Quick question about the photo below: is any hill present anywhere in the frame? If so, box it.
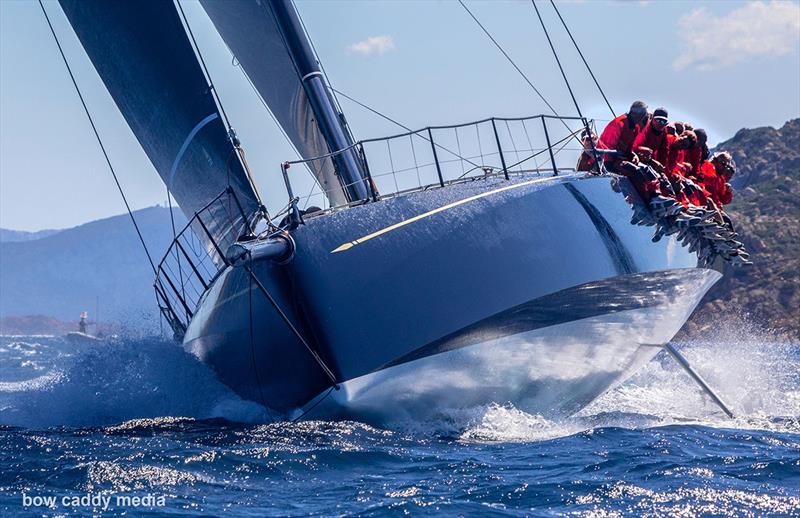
[680,118,800,340]
[0,228,61,243]
[0,206,185,334]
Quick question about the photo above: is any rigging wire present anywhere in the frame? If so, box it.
[175,0,233,131]
[175,0,264,209]
[457,0,579,142]
[330,87,484,171]
[457,0,558,117]
[549,0,615,118]
[530,0,584,121]
[37,0,157,275]
[530,0,601,172]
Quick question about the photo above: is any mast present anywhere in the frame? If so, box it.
[268,0,370,204]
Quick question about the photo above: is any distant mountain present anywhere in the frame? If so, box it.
[0,228,61,243]
[0,206,186,334]
[681,118,800,340]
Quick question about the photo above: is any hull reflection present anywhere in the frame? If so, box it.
[302,268,720,423]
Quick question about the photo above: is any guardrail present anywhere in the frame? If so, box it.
[154,187,252,339]
[281,114,596,216]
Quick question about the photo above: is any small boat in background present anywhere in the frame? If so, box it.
[65,311,101,345]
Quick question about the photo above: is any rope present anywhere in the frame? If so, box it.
[38,0,157,275]
[549,0,615,117]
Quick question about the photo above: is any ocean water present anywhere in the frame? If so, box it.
[0,329,797,516]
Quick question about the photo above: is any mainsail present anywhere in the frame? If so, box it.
[199,0,352,207]
[58,0,261,251]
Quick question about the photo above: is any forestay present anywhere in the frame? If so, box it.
[199,0,348,207]
[58,0,261,253]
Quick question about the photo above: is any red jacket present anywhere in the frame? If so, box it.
[664,134,687,180]
[699,161,733,205]
[576,152,596,172]
[632,122,669,166]
[599,114,642,168]
[683,146,703,178]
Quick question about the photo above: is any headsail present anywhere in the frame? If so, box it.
[199,0,357,207]
[58,0,260,251]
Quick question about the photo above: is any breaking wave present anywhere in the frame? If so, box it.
[0,336,269,428]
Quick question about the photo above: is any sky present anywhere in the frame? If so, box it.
[1,0,799,231]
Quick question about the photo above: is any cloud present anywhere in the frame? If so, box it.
[673,1,800,71]
[347,35,395,56]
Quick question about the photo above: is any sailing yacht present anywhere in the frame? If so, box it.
[54,0,723,422]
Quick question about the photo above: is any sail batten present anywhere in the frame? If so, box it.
[58,0,260,254]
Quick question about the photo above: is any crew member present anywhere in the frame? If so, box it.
[701,151,735,206]
[633,107,669,167]
[683,128,709,177]
[576,128,602,172]
[598,101,649,172]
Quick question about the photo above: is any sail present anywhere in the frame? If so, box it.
[199,0,348,207]
[58,0,260,253]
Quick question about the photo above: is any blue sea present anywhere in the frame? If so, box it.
[0,331,797,516]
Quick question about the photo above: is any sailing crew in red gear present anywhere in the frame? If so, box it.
[633,107,669,168]
[701,151,735,206]
[666,121,686,165]
[576,128,602,172]
[662,131,708,207]
[683,128,709,177]
[599,101,649,172]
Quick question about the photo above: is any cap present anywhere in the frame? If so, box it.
[653,107,668,122]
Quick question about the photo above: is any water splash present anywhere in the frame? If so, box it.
[0,336,269,428]
[455,326,799,443]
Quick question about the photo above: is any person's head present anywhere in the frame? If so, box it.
[684,123,694,131]
[674,131,696,150]
[580,128,597,149]
[683,130,698,148]
[651,107,668,133]
[666,123,676,136]
[712,151,736,179]
[694,128,707,145]
[627,101,649,126]
[674,121,685,135]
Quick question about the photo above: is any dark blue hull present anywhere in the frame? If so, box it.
[183,173,720,419]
